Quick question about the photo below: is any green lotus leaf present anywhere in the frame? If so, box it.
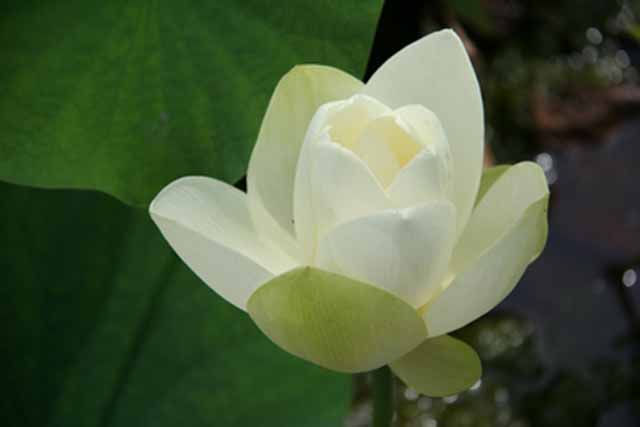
[247,267,428,373]
[0,181,349,426]
[0,0,382,206]
[390,335,481,397]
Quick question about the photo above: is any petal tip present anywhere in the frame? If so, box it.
[437,28,459,40]
[426,28,465,50]
[390,335,482,397]
[513,161,550,194]
[149,175,222,216]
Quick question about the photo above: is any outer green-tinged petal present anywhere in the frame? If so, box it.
[424,195,549,336]
[150,177,297,310]
[316,202,456,308]
[247,267,428,373]
[295,133,390,262]
[248,65,363,257]
[362,29,483,236]
[390,335,481,397]
[474,164,509,206]
[450,162,548,274]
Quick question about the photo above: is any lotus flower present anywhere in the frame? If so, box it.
[150,29,549,396]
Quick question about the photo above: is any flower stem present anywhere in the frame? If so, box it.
[372,366,394,427]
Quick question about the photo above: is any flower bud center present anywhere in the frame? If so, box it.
[311,94,448,189]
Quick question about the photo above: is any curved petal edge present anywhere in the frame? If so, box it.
[248,65,363,257]
[247,267,428,373]
[451,161,548,275]
[390,335,481,397]
[149,176,296,310]
[424,193,549,337]
[315,201,457,308]
[363,29,484,236]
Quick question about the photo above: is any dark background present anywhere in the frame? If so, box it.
[356,1,639,426]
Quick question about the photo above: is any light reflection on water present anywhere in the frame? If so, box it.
[622,269,637,288]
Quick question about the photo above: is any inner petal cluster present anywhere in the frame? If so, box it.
[306,94,451,191]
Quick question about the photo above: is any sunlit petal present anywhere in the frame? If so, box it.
[423,194,549,336]
[450,162,548,274]
[316,201,456,307]
[150,177,297,310]
[294,132,390,262]
[363,29,483,236]
[248,65,362,258]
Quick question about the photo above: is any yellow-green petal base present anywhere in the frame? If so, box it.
[390,335,481,397]
[248,267,428,373]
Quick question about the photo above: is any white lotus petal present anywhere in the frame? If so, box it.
[362,29,483,236]
[388,150,448,208]
[294,95,390,263]
[294,133,390,262]
[423,195,549,336]
[316,201,457,307]
[387,105,452,207]
[292,95,391,262]
[351,114,421,188]
[247,65,362,258]
[450,162,548,274]
[389,105,451,156]
[352,126,401,188]
[304,94,391,150]
[150,177,297,310]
